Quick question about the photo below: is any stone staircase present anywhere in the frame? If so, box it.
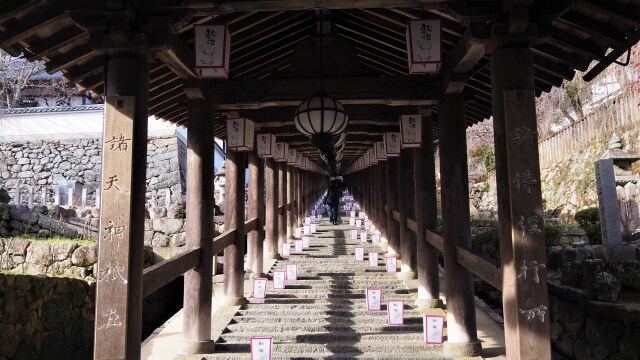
[200,219,455,359]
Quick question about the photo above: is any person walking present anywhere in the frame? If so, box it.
[325,181,342,225]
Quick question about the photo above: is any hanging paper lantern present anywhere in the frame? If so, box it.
[375,141,387,160]
[274,142,288,162]
[256,134,276,158]
[384,132,401,157]
[287,148,297,165]
[406,20,442,74]
[226,118,255,151]
[400,115,422,148]
[194,25,230,78]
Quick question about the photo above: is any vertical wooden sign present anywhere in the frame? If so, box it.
[94,96,135,359]
[504,90,551,357]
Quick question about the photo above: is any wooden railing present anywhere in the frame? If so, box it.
[142,218,257,297]
[386,207,502,290]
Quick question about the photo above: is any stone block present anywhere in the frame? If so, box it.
[71,244,97,267]
[0,188,10,203]
[25,242,52,267]
[50,242,77,262]
[593,272,620,302]
[9,206,39,225]
[170,232,186,247]
[595,159,622,247]
[152,232,171,247]
[7,239,30,255]
[606,261,640,291]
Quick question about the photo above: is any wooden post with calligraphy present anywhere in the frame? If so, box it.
[492,47,551,360]
[287,165,295,239]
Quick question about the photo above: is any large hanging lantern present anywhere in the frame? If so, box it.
[375,141,387,161]
[406,19,442,74]
[294,94,349,151]
[256,134,276,158]
[226,118,255,151]
[194,25,230,78]
[384,132,401,157]
[400,115,422,148]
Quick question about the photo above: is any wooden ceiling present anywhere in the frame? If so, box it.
[1,0,638,172]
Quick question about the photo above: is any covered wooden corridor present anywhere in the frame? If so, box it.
[1,0,638,359]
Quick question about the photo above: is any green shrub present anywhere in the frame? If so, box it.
[574,208,602,245]
[544,223,563,247]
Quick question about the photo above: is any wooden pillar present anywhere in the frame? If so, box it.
[385,157,400,255]
[264,159,279,259]
[181,94,215,353]
[397,150,417,279]
[247,152,266,277]
[278,162,287,254]
[439,94,481,355]
[94,56,148,360]
[223,150,247,305]
[287,165,295,238]
[297,169,304,225]
[376,162,387,241]
[415,118,442,308]
[492,46,551,360]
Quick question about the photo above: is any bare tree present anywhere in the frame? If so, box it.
[0,49,46,109]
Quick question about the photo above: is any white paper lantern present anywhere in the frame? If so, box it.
[384,132,401,157]
[400,115,422,148]
[296,154,303,167]
[194,25,230,78]
[256,134,276,158]
[406,19,442,74]
[226,118,255,151]
[375,141,387,160]
[287,148,297,164]
[368,149,378,164]
[274,142,288,162]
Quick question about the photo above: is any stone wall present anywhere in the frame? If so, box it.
[0,237,98,280]
[0,274,95,360]
[0,134,186,207]
[0,203,98,239]
[549,282,640,360]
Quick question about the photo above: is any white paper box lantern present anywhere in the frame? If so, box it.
[256,134,276,158]
[400,115,422,148]
[406,19,442,74]
[274,142,288,162]
[296,154,303,167]
[226,118,255,151]
[384,132,401,157]
[287,149,297,164]
[368,149,378,164]
[194,25,230,78]
[375,141,387,160]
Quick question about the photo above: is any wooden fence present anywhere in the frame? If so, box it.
[538,91,640,164]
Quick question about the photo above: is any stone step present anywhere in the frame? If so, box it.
[225,322,427,334]
[212,341,442,354]
[229,315,425,325]
[241,303,419,311]
[252,288,410,296]
[218,331,425,343]
[237,308,423,317]
[196,352,452,359]
[249,293,414,301]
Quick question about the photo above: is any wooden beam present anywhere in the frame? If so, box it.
[0,6,66,48]
[143,248,200,297]
[207,76,440,109]
[574,0,640,28]
[441,30,487,94]
[25,26,87,61]
[143,0,452,14]
[152,33,197,79]
[46,45,96,74]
